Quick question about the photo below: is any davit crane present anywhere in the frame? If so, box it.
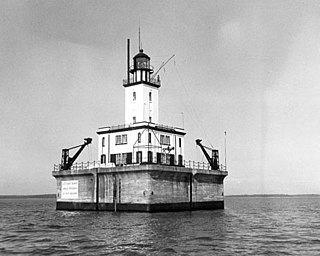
[195,139,220,170]
[61,138,92,171]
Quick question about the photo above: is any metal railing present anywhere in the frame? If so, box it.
[53,161,115,172]
[122,77,161,86]
[99,122,184,132]
[53,160,227,172]
[184,160,211,170]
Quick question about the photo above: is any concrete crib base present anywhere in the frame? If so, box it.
[56,201,224,212]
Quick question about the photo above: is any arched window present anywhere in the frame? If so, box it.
[102,137,105,147]
[133,92,136,101]
[148,132,152,143]
[101,154,106,164]
[138,132,141,143]
[149,92,152,101]
[136,151,142,163]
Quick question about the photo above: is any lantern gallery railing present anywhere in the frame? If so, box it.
[53,160,227,172]
[122,77,161,86]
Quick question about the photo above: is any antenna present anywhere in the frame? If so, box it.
[139,26,141,51]
[152,54,175,78]
[181,112,184,129]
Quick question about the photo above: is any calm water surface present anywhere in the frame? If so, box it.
[0,197,319,255]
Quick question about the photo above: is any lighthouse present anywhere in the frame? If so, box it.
[52,38,228,212]
[97,40,186,167]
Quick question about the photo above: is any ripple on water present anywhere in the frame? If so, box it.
[1,197,320,255]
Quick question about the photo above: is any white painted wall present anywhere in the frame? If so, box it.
[98,127,184,165]
[125,83,159,124]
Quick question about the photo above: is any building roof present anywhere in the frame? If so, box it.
[133,49,150,60]
[97,122,186,136]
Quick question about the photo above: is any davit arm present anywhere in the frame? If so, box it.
[61,138,92,170]
[195,139,219,170]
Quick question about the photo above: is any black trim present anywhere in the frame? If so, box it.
[190,173,193,209]
[56,201,224,212]
[123,81,160,88]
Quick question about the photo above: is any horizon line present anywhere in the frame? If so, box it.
[1,193,320,198]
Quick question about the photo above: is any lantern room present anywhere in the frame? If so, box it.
[130,49,154,83]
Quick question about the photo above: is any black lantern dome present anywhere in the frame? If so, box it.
[131,49,153,74]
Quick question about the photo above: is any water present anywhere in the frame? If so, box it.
[1,196,319,255]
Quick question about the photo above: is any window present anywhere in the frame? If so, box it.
[179,138,182,148]
[157,152,162,164]
[126,152,132,164]
[166,136,170,145]
[148,132,152,144]
[116,153,121,165]
[160,135,170,145]
[178,155,183,166]
[138,132,141,143]
[142,71,145,81]
[110,153,131,166]
[115,134,128,145]
[122,134,127,144]
[148,151,153,163]
[110,154,116,164]
[133,117,136,123]
[136,151,142,163]
[101,154,106,164]
[115,135,121,145]
[122,153,127,165]
[169,154,174,166]
[149,92,152,101]
[102,137,105,147]
[161,153,166,164]
[133,92,136,101]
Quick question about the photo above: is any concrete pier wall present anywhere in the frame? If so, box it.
[52,164,227,211]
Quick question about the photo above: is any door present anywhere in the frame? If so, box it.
[136,151,142,163]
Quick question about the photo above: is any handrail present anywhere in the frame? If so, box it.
[102,122,184,132]
[123,76,161,86]
[53,161,115,172]
[53,160,227,172]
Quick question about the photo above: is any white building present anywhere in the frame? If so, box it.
[97,47,186,166]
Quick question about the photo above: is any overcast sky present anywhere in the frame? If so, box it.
[1,0,320,195]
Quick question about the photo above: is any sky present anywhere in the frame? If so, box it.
[1,0,320,195]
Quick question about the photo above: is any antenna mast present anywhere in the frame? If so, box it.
[139,26,141,50]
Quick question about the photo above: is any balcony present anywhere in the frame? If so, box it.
[123,77,161,86]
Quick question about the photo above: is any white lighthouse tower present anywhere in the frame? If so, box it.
[97,40,185,166]
[124,48,160,124]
